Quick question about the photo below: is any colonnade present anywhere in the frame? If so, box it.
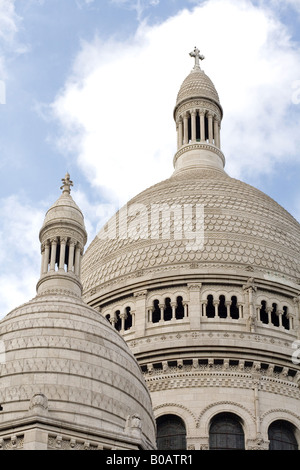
[147,298,188,323]
[202,296,243,319]
[176,109,221,150]
[41,237,83,277]
[257,303,293,330]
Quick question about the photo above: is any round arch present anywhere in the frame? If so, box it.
[197,401,256,443]
[260,409,300,448]
[209,412,245,450]
[156,414,187,451]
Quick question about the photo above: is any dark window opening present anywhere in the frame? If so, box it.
[164,298,172,321]
[196,114,200,141]
[115,310,121,332]
[176,296,184,320]
[188,115,192,143]
[125,306,132,330]
[282,306,290,330]
[209,413,245,450]
[152,299,161,323]
[260,300,268,324]
[204,114,209,141]
[218,295,227,318]
[206,295,215,318]
[157,415,187,450]
[271,303,279,327]
[230,296,239,319]
[268,420,298,450]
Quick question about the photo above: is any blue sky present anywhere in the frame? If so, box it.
[1,0,300,317]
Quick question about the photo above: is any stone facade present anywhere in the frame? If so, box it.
[81,50,300,450]
[0,174,156,450]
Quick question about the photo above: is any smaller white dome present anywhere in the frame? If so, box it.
[0,293,156,449]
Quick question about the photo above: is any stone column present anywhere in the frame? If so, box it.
[277,310,283,328]
[68,240,76,272]
[49,238,57,272]
[187,283,202,329]
[202,300,207,317]
[183,302,188,318]
[120,312,126,333]
[40,244,45,277]
[43,241,50,274]
[200,111,205,142]
[214,117,220,148]
[267,307,272,325]
[208,112,213,144]
[134,290,148,337]
[159,303,164,322]
[131,310,136,328]
[74,244,82,277]
[178,117,183,149]
[191,110,196,143]
[171,302,176,320]
[183,112,189,145]
[226,301,231,318]
[293,297,300,338]
[238,303,244,319]
[148,307,153,323]
[243,280,257,331]
[58,238,67,272]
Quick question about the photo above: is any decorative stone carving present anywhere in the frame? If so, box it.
[29,393,48,411]
[125,414,142,439]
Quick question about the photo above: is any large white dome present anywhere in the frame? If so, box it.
[82,167,300,298]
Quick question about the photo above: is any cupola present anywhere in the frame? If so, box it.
[173,47,225,173]
[36,173,88,297]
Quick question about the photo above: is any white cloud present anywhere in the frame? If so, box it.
[51,0,300,209]
[0,188,108,318]
[0,0,25,78]
[109,0,159,20]
[0,195,45,318]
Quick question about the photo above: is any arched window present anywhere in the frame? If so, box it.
[164,298,172,321]
[209,413,245,450]
[260,300,268,324]
[115,310,121,332]
[206,295,215,318]
[156,415,187,450]
[152,299,160,323]
[271,303,279,327]
[230,296,239,319]
[218,295,227,318]
[282,306,290,330]
[175,296,184,320]
[268,420,298,450]
[124,306,132,330]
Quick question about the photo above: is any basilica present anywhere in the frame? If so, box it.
[0,49,300,450]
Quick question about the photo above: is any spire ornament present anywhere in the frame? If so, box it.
[60,173,73,195]
[189,47,205,70]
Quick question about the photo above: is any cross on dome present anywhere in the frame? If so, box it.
[189,47,205,69]
[60,172,73,195]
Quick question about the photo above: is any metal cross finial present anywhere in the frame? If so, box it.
[60,172,73,195]
[189,47,205,69]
